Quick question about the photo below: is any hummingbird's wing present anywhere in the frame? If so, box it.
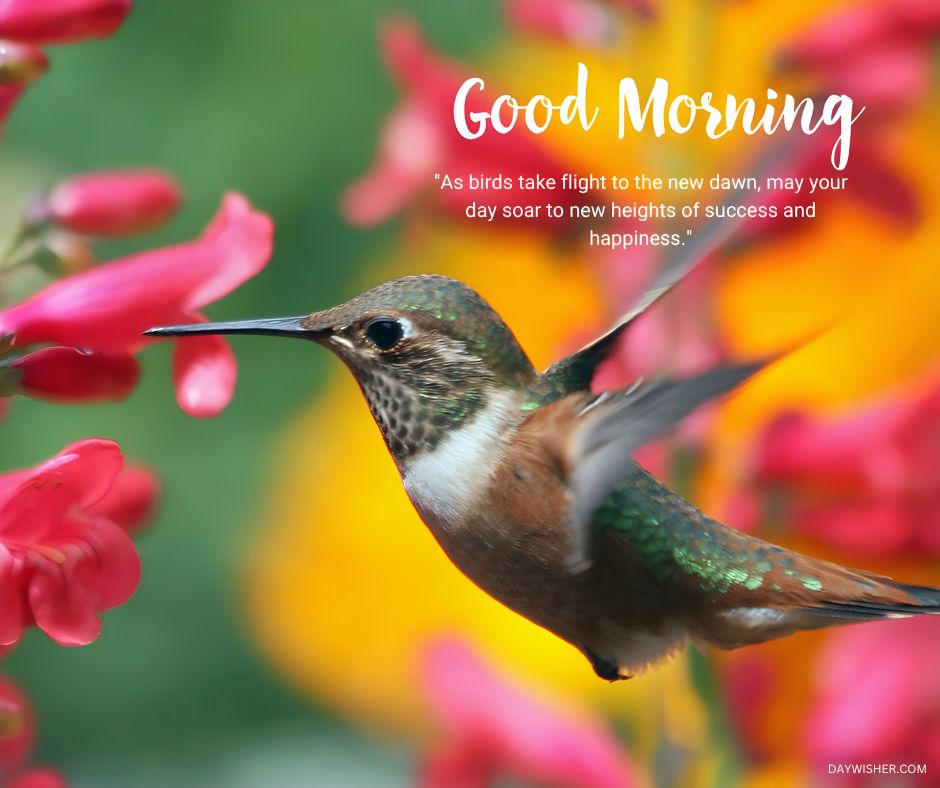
[564,359,768,571]
[542,141,797,395]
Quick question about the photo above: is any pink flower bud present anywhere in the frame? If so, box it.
[45,169,182,237]
[0,0,131,46]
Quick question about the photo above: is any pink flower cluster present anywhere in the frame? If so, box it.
[0,2,274,783]
[1,192,273,416]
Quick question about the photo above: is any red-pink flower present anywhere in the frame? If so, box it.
[5,347,139,403]
[87,463,158,534]
[42,169,183,237]
[0,439,144,649]
[0,192,273,417]
[806,618,940,775]
[0,0,131,46]
[342,19,577,228]
[748,381,940,558]
[0,677,64,788]
[418,637,636,787]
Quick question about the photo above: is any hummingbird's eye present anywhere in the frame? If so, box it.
[364,317,404,351]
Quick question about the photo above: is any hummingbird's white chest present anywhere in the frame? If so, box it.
[402,389,520,529]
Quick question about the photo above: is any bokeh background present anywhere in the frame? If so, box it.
[2,0,940,786]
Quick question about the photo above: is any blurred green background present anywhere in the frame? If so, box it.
[1,2,501,784]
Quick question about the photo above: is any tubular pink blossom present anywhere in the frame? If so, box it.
[45,169,183,237]
[171,327,237,418]
[0,0,131,46]
[0,439,142,648]
[10,347,140,403]
[419,637,636,787]
[0,192,273,416]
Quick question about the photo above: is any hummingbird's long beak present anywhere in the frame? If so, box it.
[144,316,318,340]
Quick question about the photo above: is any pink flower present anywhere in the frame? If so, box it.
[418,637,636,787]
[0,439,143,649]
[0,193,273,416]
[87,464,158,534]
[806,618,940,774]
[0,677,64,788]
[749,381,940,558]
[5,347,140,403]
[0,0,131,46]
[342,19,576,228]
[504,0,615,46]
[42,169,183,237]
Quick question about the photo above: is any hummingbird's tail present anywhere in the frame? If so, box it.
[701,546,940,650]
[797,580,940,623]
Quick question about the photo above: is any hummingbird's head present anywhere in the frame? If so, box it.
[146,275,538,464]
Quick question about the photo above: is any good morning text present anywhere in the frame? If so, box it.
[453,63,863,170]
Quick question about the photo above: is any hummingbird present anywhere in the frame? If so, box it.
[146,266,940,681]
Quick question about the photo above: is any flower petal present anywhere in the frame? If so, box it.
[0,439,123,542]
[172,329,237,418]
[27,521,140,646]
[86,464,159,534]
[0,0,131,45]
[12,346,140,403]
